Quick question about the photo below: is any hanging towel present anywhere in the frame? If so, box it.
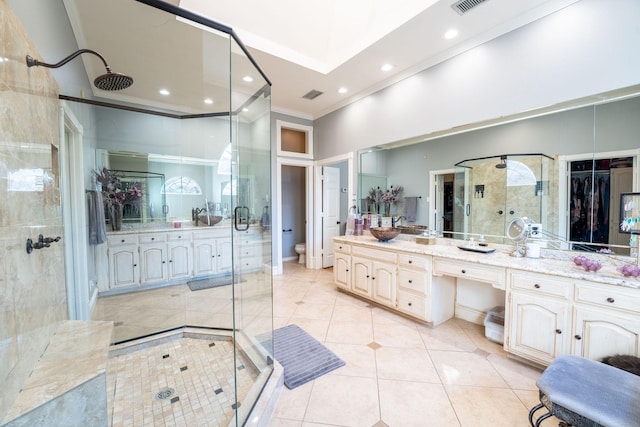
[404,197,418,222]
[88,191,107,245]
[260,205,271,231]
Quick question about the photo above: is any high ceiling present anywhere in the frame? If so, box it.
[62,0,579,119]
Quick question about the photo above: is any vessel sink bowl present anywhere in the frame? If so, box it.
[370,227,401,242]
[196,215,223,226]
[396,225,428,235]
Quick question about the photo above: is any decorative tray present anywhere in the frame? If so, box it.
[458,246,496,254]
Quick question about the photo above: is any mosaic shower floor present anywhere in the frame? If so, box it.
[107,336,259,427]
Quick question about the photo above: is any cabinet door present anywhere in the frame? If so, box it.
[109,245,139,289]
[508,292,571,365]
[372,261,396,307]
[217,238,233,273]
[168,242,192,281]
[334,253,351,290]
[351,256,372,298]
[193,239,217,277]
[140,243,167,285]
[574,305,640,360]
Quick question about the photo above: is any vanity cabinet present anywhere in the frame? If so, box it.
[108,235,140,289]
[506,271,572,365]
[167,232,192,281]
[333,243,351,290]
[139,233,168,285]
[351,246,397,307]
[193,232,220,277]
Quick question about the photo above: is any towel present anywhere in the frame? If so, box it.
[404,197,418,222]
[88,191,107,245]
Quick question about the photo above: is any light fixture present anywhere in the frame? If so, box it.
[444,29,459,40]
[338,87,348,94]
[242,107,249,112]
[381,63,393,72]
[204,98,214,104]
[159,89,170,96]
[243,76,253,82]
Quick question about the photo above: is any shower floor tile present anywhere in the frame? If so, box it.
[107,337,258,427]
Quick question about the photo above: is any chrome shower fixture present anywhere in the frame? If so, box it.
[495,155,507,169]
[26,48,133,91]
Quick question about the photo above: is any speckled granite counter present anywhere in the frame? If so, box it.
[334,234,640,289]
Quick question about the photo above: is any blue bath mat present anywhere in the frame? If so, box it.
[265,324,345,389]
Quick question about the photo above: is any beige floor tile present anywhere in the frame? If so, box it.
[325,320,374,345]
[445,385,531,427]
[285,318,330,342]
[487,353,542,391]
[373,322,425,349]
[430,350,509,388]
[417,323,478,352]
[462,326,506,355]
[304,375,380,427]
[330,303,373,323]
[272,381,314,421]
[379,379,460,427]
[291,302,335,320]
[268,418,304,427]
[323,342,377,378]
[375,346,440,383]
[371,306,421,327]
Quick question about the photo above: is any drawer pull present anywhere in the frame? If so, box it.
[339,246,342,249]
[133,264,137,267]
[461,269,466,274]
[408,280,413,284]
[408,302,412,307]
[574,335,582,340]
[372,277,376,280]
[409,260,413,264]
[121,239,125,243]
[555,329,562,334]
[151,237,155,240]
[346,269,349,272]
[606,297,615,303]
[534,284,541,289]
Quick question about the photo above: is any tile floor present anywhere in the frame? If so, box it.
[269,261,560,427]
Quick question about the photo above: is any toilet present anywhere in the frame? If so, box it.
[294,243,306,264]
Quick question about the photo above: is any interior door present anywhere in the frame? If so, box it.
[322,166,340,268]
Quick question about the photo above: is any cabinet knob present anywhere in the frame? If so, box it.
[409,260,413,264]
[408,280,413,284]
[121,239,125,243]
[574,334,582,340]
[169,260,173,263]
[133,264,137,267]
[372,277,376,280]
[366,275,370,278]
[408,302,412,307]
[534,284,541,289]
[606,297,615,303]
[162,260,165,264]
[151,237,155,240]
[461,269,466,274]
[555,329,562,334]
[346,269,349,272]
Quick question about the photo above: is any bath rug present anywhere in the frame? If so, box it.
[264,324,345,389]
[187,274,243,291]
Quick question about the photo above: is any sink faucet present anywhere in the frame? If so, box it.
[192,207,206,226]
[392,216,406,227]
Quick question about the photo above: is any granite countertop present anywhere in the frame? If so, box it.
[107,220,265,235]
[334,234,640,289]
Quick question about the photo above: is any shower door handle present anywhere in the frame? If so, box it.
[466,204,470,216]
[234,206,250,231]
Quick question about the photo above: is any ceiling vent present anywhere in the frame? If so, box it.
[451,0,488,15]
[302,89,323,100]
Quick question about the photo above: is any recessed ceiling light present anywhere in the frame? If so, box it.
[243,76,253,82]
[444,29,459,40]
[242,107,249,112]
[204,98,214,104]
[338,87,348,94]
[159,89,170,96]
[381,64,393,72]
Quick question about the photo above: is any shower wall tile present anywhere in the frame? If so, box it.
[1,2,68,421]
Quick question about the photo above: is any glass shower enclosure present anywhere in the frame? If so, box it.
[61,0,273,425]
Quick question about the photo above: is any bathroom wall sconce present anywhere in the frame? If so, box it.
[26,234,61,254]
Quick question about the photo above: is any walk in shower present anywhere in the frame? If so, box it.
[61,1,273,425]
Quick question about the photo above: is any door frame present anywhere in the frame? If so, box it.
[314,152,354,269]
[60,102,91,320]
[429,168,455,234]
[275,157,313,275]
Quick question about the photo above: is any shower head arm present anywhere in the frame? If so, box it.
[26,49,110,71]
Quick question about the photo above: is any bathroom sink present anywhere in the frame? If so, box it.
[195,215,223,226]
[396,225,428,235]
[370,227,401,242]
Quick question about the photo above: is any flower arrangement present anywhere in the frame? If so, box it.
[366,185,404,214]
[93,167,144,212]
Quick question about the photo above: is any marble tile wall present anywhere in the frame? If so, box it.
[0,1,68,420]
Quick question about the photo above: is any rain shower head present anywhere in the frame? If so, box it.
[26,49,133,91]
[496,156,507,169]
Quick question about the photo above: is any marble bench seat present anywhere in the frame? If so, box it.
[2,320,113,427]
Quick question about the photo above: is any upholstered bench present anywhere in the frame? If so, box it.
[529,355,640,426]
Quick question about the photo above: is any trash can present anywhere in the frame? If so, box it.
[484,306,505,344]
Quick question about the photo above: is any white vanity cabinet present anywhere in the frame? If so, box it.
[193,230,223,277]
[333,243,351,290]
[351,246,397,307]
[139,233,168,285]
[396,253,432,322]
[108,235,140,289]
[506,271,572,366]
[167,232,192,281]
[573,282,640,360]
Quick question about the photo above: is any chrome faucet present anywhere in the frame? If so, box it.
[392,216,406,227]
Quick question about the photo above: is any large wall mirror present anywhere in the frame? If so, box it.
[357,86,640,254]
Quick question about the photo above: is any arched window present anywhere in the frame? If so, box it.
[163,176,202,195]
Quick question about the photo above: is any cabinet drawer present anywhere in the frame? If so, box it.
[433,258,505,288]
[335,243,351,254]
[108,234,138,246]
[168,231,192,242]
[575,283,640,313]
[396,291,427,320]
[139,233,166,244]
[352,245,397,263]
[398,253,431,270]
[193,229,228,240]
[397,268,428,294]
[509,271,572,299]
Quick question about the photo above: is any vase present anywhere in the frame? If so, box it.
[110,204,123,231]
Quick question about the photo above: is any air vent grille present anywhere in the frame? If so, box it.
[451,0,488,15]
[302,89,323,100]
